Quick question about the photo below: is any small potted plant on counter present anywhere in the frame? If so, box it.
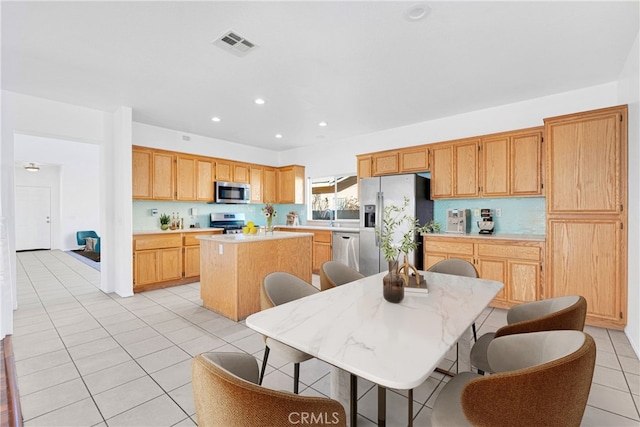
[160,213,171,230]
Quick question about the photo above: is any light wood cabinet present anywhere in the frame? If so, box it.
[424,235,542,309]
[481,128,543,197]
[233,163,250,184]
[357,155,372,180]
[132,149,153,199]
[196,158,214,201]
[250,167,263,203]
[133,234,183,289]
[276,227,331,274]
[399,147,429,173]
[277,165,305,204]
[544,105,627,329]
[176,155,196,200]
[177,156,214,201]
[372,151,400,176]
[152,152,175,200]
[430,139,479,199]
[133,230,223,291]
[263,167,277,203]
[215,159,233,182]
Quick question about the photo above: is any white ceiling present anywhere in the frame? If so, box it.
[2,1,638,151]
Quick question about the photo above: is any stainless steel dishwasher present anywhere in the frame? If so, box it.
[332,231,360,271]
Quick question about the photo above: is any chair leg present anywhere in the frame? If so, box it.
[259,346,270,385]
[472,322,477,342]
[477,369,485,375]
[294,363,300,394]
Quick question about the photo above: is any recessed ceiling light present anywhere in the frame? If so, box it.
[275,134,283,139]
[318,121,328,127]
[405,3,431,21]
[254,98,266,105]
[211,116,221,122]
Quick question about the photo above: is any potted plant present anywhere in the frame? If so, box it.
[377,197,441,299]
[160,213,170,230]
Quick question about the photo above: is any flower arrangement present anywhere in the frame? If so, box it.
[262,202,277,231]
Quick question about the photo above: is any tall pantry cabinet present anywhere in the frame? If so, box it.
[544,105,627,329]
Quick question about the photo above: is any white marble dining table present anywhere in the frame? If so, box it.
[246,271,503,426]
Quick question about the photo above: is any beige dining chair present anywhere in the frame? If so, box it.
[192,352,346,427]
[431,330,596,427]
[471,294,587,374]
[319,261,364,291]
[428,258,480,341]
[259,272,319,394]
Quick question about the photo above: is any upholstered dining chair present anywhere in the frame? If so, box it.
[192,352,346,427]
[471,294,587,374]
[431,330,596,427]
[428,258,479,340]
[319,261,364,291]
[259,272,319,394]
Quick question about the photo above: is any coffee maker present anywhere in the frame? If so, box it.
[477,208,495,234]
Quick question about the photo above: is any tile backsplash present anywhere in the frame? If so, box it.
[133,201,306,231]
[433,197,546,235]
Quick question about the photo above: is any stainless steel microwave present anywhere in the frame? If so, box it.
[215,181,250,204]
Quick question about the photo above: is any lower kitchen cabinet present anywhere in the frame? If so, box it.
[276,228,332,274]
[424,235,543,309]
[133,230,222,292]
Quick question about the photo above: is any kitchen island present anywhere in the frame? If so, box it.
[198,231,313,321]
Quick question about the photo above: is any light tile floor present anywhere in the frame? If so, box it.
[11,250,640,426]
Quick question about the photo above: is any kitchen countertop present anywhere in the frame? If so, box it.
[422,232,545,242]
[276,224,360,233]
[197,230,313,243]
[133,227,224,235]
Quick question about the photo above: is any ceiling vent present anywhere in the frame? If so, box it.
[212,31,257,57]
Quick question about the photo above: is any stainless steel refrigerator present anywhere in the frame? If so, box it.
[359,174,433,276]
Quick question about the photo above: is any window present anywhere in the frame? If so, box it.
[309,175,359,221]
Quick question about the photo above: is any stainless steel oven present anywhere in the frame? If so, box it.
[210,213,246,234]
[215,181,250,204]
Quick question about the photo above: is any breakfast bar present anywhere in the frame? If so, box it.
[198,231,313,321]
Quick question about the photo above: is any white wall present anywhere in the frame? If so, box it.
[617,31,640,354]
[14,135,100,250]
[133,122,279,166]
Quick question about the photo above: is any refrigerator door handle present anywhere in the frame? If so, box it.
[375,192,383,247]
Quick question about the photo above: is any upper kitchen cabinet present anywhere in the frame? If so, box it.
[132,146,175,200]
[357,154,373,180]
[233,163,250,184]
[430,138,479,199]
[176,155,196,200]
[214,159,233,182]
[176,155,214,201]
[263,167,277,203]
[132,148,152,199]
[399,147,429,173]
[250,166,263,203]
[545,106,626,215]
[372,151,399,176]
[481,127,543,197]
[196,158,214,201]
[277,165,305,204]
[152,152,175,200]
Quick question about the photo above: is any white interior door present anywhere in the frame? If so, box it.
[15,186,51,251]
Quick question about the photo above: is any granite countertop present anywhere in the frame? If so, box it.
[422,232,545,242]
[197,231,314,243]
[276,224,360,233]
[133,227,224,236]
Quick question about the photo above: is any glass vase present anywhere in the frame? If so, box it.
[266,217,274,235]
[383,260,405,303]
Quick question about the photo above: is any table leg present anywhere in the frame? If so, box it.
[330,367,356,426]
[408,388,413,427]
[458,325,473,372]
[351,374,358,427]
[377,385,386,426]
